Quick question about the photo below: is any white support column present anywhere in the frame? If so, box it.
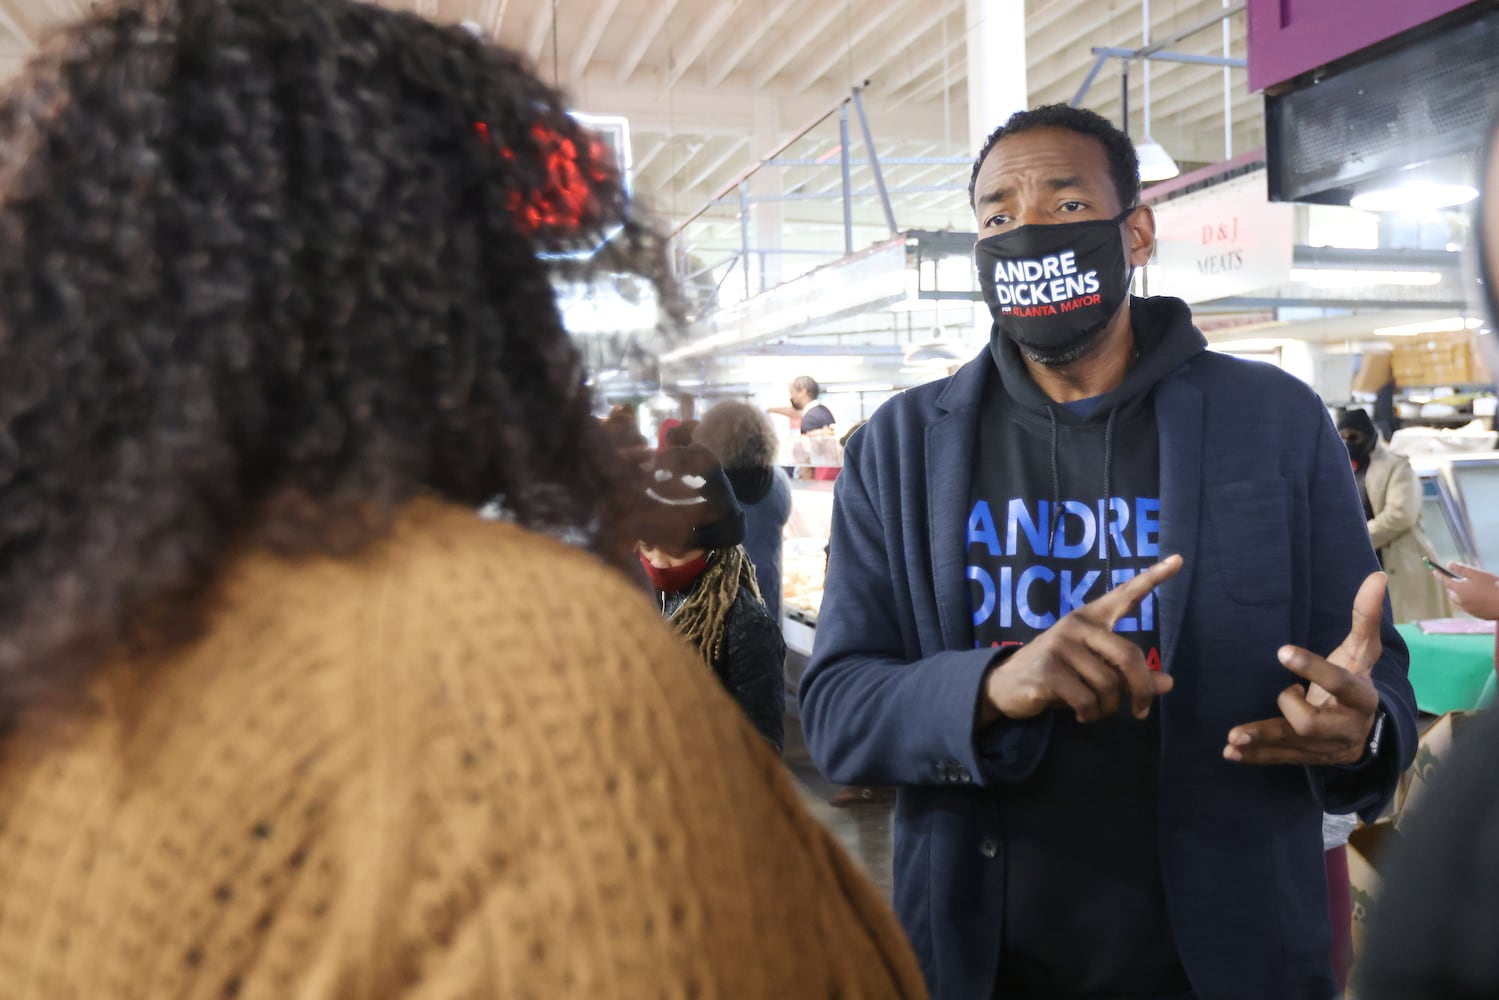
[965,0,1028,157]
[966,0,1027,339]
[750,97,785,293]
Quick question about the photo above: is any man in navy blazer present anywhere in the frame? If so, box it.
[799,104,1416,1000]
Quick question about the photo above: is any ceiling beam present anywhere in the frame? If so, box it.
[568,0,625,84]
[0,0,32,46]
[569,73,961,145]
[1032,36,1247,103]
[749,1,851,90]
[615,0,685,83]
[666,0,742,90]
[1026,4,1143,68]
[847,0,964,98]
[632,136,672,177]
[684,136,753,192]
[651,139,711,194]
[705,0,802,88]
[899,58,969,109]
[789,0,906,92]
[479,0,510,42]
[884,32,968,109]
[524,2,553,64]
[1028,4,1244,94]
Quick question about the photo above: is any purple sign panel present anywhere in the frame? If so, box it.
[1247,0,1477,92]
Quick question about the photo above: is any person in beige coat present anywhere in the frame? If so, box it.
[1338,408,1452,622]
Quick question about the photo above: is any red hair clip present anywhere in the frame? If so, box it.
[476,120,617,237]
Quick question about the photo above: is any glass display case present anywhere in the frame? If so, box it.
[780,480,835,705]
[1443,454,1499,573]
[1417,471,1473,569]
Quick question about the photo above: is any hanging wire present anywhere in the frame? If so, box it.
[843,0,854,90]
[550,0,560,86]
[1141,0,1152,140]
[942,13,952,227]
[1222,0,1233,159]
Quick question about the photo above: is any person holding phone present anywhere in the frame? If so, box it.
[799,104,1416,1000]
[1435,560,1499,662]
[1441,563,1499,618]
[1338,407,1452,622]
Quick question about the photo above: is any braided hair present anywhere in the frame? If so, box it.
[672,547,762,667]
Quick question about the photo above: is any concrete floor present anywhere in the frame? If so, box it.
[784,713,895,899]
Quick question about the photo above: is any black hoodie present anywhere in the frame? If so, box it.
[966,296,1207,998]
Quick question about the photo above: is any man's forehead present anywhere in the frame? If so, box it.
[976,129,1111,188]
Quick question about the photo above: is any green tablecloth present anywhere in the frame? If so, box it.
[1395,623,1496,715]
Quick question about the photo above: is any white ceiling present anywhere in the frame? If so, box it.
[0,0,1264,240]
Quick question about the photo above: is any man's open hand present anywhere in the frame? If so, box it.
[1223,572,1386,766]
[982,555,1183,725]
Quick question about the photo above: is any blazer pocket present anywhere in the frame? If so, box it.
[1206,479,1293,607]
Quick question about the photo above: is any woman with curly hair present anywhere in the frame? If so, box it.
[694,401,794,623]
[0,1,925,997]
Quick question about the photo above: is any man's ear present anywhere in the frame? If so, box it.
[1124,204,1157,268]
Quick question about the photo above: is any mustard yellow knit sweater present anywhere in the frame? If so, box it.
[0,499,925,999]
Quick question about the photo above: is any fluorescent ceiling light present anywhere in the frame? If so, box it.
[1373,316,1482,337]
[1287,268,1443,289]
[1136,138,1179,183]
[1349,182,1478,213]
[831,382,895,393]
[1212,337,1294,353]
[903,339,969,366]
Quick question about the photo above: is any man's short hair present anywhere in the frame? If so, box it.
[968,104,1141,214]
[792,375,820,399]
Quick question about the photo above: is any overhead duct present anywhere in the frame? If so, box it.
[1265,6,1499,205]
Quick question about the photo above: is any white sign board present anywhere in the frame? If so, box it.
[1144,171,1293,304]
[571,112,632,194]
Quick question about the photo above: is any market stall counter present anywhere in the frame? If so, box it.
[1396,621,1496,714]
[781,480,834,715]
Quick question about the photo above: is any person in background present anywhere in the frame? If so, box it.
[603,404,654,470]
[694,402,793,624]
[1339,407,1452,622]
[663,418,699,451]
[1358,558,1499,1000]
[771,375,840,481]
[1439,561,1499,669]
[639,446,787,752]
[1323,812,1358,993]
[1372,377,1400,443]
[771,375,837,434]
[0,2,928,996]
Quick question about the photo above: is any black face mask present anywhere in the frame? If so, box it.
[975,209,1135,366]
[1344,434,1375,466]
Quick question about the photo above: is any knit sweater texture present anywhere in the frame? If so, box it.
[0,498,924,999]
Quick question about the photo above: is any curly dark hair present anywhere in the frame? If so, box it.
[0,0,677,722]
[694,402,778,472]
[968,104,1141,213]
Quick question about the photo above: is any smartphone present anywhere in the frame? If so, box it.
[1424,557,1467,581]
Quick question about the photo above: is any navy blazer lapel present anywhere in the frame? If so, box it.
[1154,371,1204,673]
[927,359,986,651]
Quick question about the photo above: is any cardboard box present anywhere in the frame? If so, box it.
[1346,819,1400,984]
[1393,710,1484,835]
[1352,352,1394,394]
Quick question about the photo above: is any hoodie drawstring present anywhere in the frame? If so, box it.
[1046,406,1119,593]
[1047,407,1061,554]
[1102,408,1117,592]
